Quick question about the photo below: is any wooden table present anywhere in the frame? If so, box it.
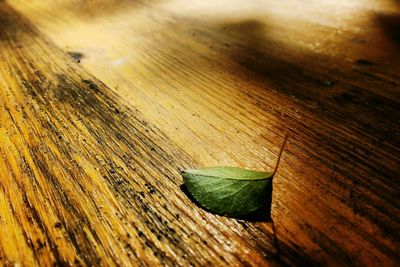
[1,0,399,266]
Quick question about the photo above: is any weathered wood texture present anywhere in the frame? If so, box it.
[1,0,399,266]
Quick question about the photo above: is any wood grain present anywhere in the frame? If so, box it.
[1,0,400,266]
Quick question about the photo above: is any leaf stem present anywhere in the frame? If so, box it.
[272,133,289,176]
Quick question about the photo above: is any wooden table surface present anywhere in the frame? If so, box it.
[1,0,399,266]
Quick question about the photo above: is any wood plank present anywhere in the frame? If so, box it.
[1,0,400,265]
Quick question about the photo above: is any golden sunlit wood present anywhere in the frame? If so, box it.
[1,0,399,265]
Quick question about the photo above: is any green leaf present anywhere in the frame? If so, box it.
[181,134,288,217]
[182,167,272,216]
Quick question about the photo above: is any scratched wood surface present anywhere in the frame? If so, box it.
[1,0,399,266]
